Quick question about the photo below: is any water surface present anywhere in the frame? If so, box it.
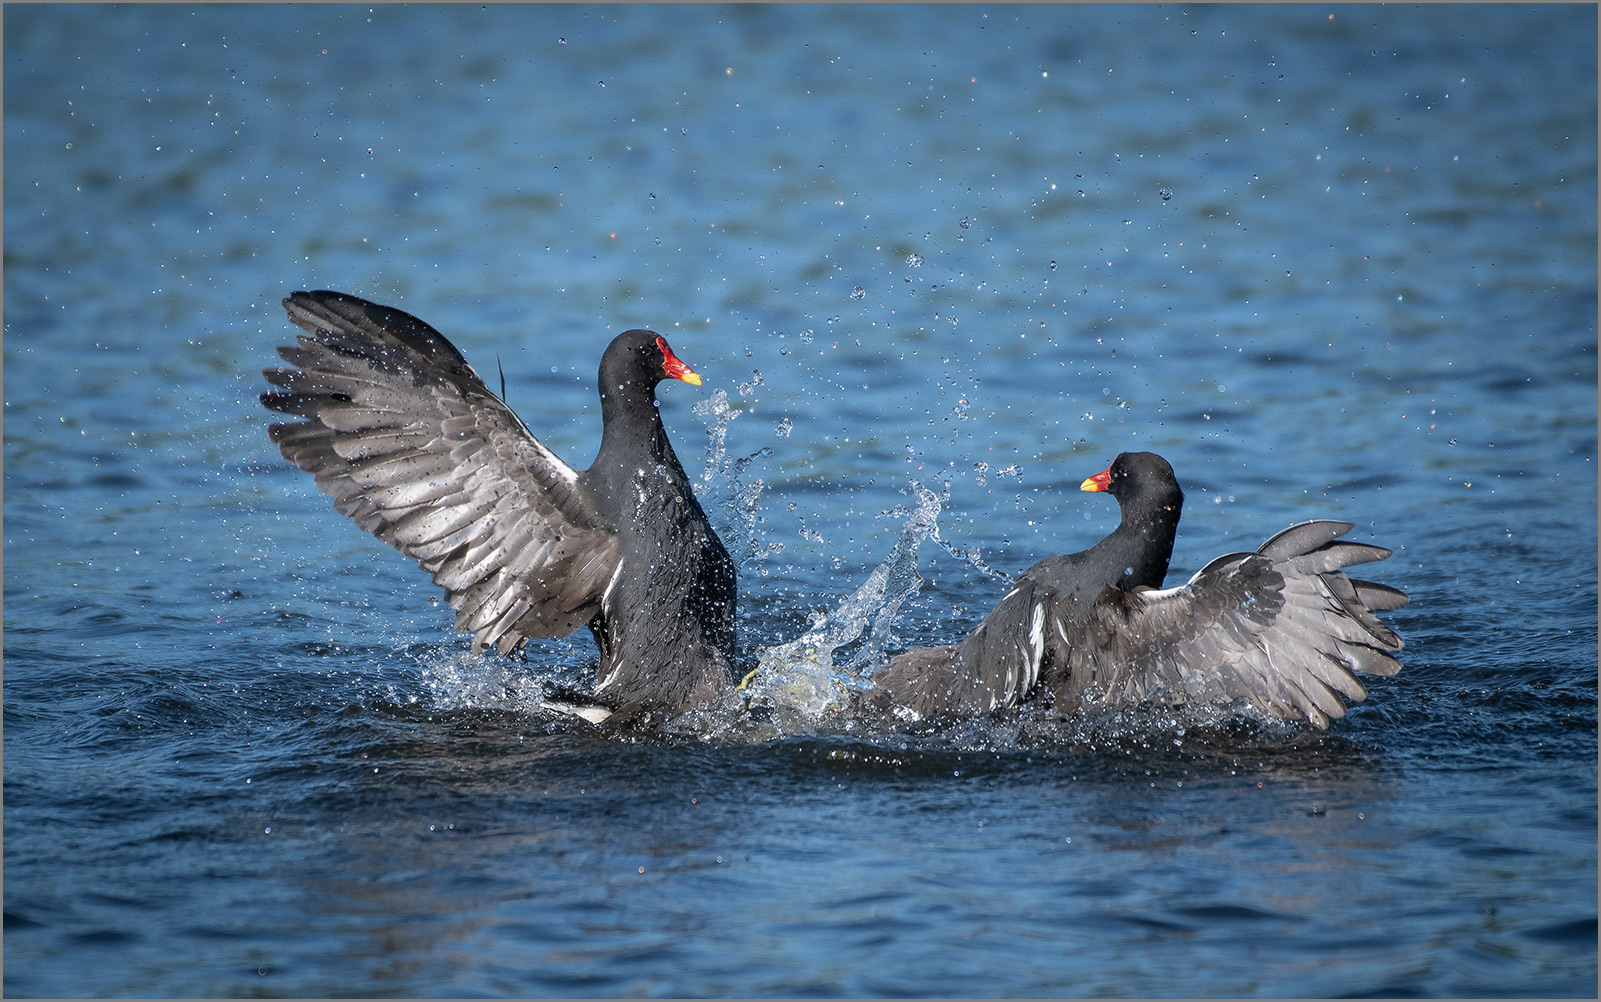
[5,5,1596,997]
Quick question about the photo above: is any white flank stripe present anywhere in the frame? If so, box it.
[1026,603,1046,691]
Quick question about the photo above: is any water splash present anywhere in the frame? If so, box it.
[932,533,1009,582]
[693,388,739,485]
[692,387,778,565]
[413,647,621,725]
[744,482,947,721]
[419,648,560,712]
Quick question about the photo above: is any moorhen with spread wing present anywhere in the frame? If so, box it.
[262,291,736,724]
[867,452,1407,729]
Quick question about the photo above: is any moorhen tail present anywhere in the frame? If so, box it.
[867,452,1407,729]
[262,291,736,723]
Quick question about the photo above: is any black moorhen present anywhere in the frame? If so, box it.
[866,452,1408,729]
[262,291,736,724]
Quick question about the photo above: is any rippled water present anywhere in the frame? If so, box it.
[5,5,1596,997]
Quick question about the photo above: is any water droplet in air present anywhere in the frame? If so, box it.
[1160,187,1173,201]
[850,286,866,300]
[906,253,923,267]
[959,217,972,229]
[775,417,793,438]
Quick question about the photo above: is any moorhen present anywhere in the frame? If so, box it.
[866,452,1407,729]
[262,291,736,723]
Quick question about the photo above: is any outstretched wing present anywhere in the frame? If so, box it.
[1048,520,1407,728]
[262,290,621,654]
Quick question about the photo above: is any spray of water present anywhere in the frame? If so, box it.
[693,388,738,486]
[739,481,949,722]
[688,378,1003,729]
[692,388,779,565]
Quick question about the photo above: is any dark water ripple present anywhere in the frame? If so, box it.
[6,4,1596,998]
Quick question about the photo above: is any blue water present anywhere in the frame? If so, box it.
[5,4,1595,997]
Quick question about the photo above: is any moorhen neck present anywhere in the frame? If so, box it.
[866,451,1407,729]
[1073,451,1183,597]
[262,290,736,725]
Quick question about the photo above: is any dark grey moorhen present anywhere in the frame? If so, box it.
[867,452,1407,729]
[262,291,736,725]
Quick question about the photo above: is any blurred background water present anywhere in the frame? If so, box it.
[4,4,1595,997]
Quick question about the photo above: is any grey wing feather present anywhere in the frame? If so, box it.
[1257,519,1354,560]
[952,580,1055,712]
[263,291,620,654]
[862,645,967,719]
[1049,520,1406,728]
[1352,578,1409,612]
[869,579,1055,719]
